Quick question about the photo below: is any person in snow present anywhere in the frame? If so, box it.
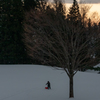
[46,81,51,89]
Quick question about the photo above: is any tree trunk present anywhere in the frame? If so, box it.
[69,76,74,98]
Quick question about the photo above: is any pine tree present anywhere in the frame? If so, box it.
[0,0,30,64]
[0,0,14,63]
[92,23,100,64]
[67,0,81,24]
[97,23,100,61]
[24,0,38,11]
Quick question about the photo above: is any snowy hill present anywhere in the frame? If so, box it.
[0,65,100,100]
[94,63,100,68]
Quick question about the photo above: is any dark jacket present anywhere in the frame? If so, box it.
[46,81,51,89]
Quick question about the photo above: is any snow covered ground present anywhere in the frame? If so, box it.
[0,65,100,100]
[94,63,100,68]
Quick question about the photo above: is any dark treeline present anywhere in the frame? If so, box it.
[0,0,100,65]
[0,0,38,64]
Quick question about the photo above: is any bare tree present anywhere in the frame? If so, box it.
[79,2,91,26]
[23,0,94,98]
[90,12,100,24]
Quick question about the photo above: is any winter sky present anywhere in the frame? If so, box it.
[50,0,100,12]
[49,0,100,3]
[48,0,100,21]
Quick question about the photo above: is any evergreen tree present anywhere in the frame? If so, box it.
[0,0,30,64]
[24,0,38,11]
[67,0,81,24]
[92,22,100,63]
[54,0,66,18]
[97,22,100,61]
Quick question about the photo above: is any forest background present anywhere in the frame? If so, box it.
[0,0,100,65]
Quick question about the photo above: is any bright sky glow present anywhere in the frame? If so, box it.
[49,0,100,3]
[89,4,100,13]
[66,3,100,17]
[49,0,100,15]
